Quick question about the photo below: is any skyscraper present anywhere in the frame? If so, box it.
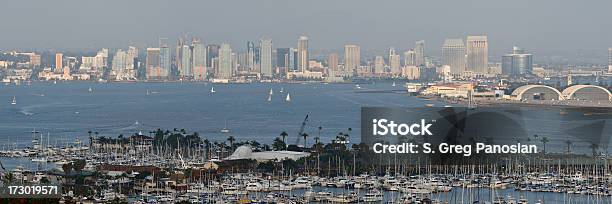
[146,48,161,80]
[415,40,425,66]
[192,39,206,80]
[297,36,309,72]
[180,44,192,78]
[344,45,360,72]
[389,48,401,74]
[206,44,220,68]
[259,39,273,77]
[328,53,339,73]
[247,41,256,71]
[159,38,171,79]
[111,49,126,75]
[276,48,290,68]
[501,46,533,77]
[55,53,63,72]
[442,38,466,75]
[466,35,488,74]
[374,56,385,74]
[404,49,416,66]
[218,43,232,79]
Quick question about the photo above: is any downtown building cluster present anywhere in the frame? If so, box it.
[1,35,612,83]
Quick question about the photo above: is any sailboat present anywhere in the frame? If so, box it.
[285,93,291,102]
[210,86,216,93]
[220,120,230,133]
[88,87,93,92]
[392,81,396,87]
[267,94,272,102]
[11,96,16,105]
[269,88,273,95]
[279,87,284,93]
[146,89,150,95]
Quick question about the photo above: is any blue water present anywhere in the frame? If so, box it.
[0,81,436,148]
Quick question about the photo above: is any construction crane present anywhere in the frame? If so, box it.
[294,114,309,145]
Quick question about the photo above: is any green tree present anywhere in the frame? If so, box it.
[272,137,286,151]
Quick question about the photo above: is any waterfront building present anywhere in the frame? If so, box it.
[55,53,63,72]
[374,56,385,74]
[207,44,220,68]
[159,38,171,79]
[297,36,309,72]
[276,48,290,69]
[327,53,339,75]
[404,49,416,66]
[218,43,232,79]
[192,39,206,80]
[145,48,161,80]
[442,38,466,75]
[466,35,488,74]
[389,48,401,75]
[259,39,273,78]
[501,46,533,77]
[402,65,420,80]
[111,49,126,79]
[179,43,192,78]
[344,44,360,73]
[247,41,256,71]
[415,40,425,66]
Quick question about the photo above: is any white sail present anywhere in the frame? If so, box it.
[88,87,93,92]
[285,93,291,102]
[11,96,16,105]
[392,81,396,87]
[267,94,272,102]
[280,87,284,93]
[269,88,273,95]
[210,86,216,93]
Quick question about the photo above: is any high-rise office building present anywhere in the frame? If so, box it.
[259,39,273,77]
[389,48,401,74]
[276,48,290,68]
[180,45,192,78]
[415,40,425,66]
[111,49,126,73]
[297,36,309,72]
[466,35,488,74]
[328,53,339,73]
[442,38,466,75]
[146,48,161,80]
[159,38,171,79]
[206,44,220,68]
[374,56,385,74]
[501,46,533,77]
[344,45,360,72]
[218,43,232,79]
[192,39,206,80]
[404,49,416,66]
[288,48,296,72]
[55,53,63,72]
[247,41,255,70]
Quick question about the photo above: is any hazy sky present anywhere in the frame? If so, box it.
[2,0,611,57]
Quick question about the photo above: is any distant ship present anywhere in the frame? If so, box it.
[285,93,291,102]
[220,120,230,133]
[210,86,216,93]
[11,96,16,105]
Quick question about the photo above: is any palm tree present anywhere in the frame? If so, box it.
[227,135,236,150]
[280,131,288,150]
[301,133,309,149]
[2,172,14,184]
[540,136,549,154]
[565,140,572,154]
